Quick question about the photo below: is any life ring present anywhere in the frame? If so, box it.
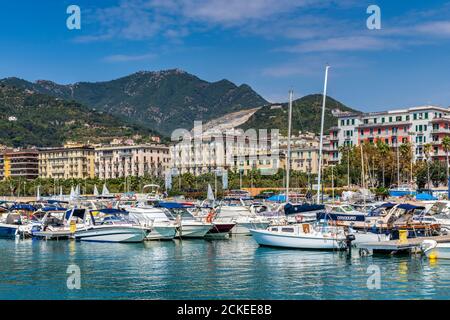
[295,215,304,223]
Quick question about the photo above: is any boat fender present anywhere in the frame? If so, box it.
[295,215,303,223]
[302,224,310,234]
[206,211,214,223]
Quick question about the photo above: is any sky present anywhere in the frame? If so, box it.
[2,0,450,112]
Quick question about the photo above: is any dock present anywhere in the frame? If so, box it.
[357,235,450,254]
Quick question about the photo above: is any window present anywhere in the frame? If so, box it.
[364,119,369,124]
[389,117,393,122]
[396,116,402,121]
[341,120,344,126]
[406,115,410,121]
[346,119,350,125]
[352,119,355,125]
[414,113,417,120]
[425,112,429,119]
[382,117,385,123]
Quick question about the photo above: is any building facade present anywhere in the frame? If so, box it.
[0,148,39,180]
[171,129,328,176]
[38,144,95,179]
[333,106,450,162]
[94,144,170,179]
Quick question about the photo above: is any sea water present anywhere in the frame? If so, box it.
[0,237,449,299]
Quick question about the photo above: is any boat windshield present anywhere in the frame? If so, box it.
[427,202,450,216]
[332,205,354,213]
[168,208,196,220]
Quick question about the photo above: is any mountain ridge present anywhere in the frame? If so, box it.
[0,69,268,136]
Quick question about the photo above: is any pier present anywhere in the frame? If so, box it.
[357,235,450,254]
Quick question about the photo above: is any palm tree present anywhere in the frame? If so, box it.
[442,136,450,186]
[376,141,390,187]
[424,143,433,189]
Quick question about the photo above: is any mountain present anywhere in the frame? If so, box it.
[239,94,360,135]
[0,69,268,136]
[0,84,159,147]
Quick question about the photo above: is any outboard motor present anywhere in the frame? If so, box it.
[345,234,356,251]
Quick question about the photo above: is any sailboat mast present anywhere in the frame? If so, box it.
[316,65,330,203]
[286,90,293,204]
[397,141,400,187]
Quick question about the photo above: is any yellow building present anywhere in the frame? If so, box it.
[38,144,95,179]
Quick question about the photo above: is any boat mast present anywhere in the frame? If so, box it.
[316,65,329,204]
[286,90,293,204]
[397,141,400,187]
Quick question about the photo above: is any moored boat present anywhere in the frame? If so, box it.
[421,240,450,259]
[250,223,348,250]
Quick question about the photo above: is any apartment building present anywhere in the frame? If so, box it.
[333,105,450,162]
[171,129,328,176]
[39,144,95,179]
[0,148,39,180]
[171,129,280,175]
[94,144,170,179]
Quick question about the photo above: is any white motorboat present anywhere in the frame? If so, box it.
[74,225,148,243]
[413,201,450,231]
[215,198,270,235]
[31,208,92,240]
[157,202,213,238]
[250,223,347,250]
[126,206,178,240]
[421,240,450,259]
[74,209,149,243]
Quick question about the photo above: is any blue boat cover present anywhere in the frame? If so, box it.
[267,194,286,202]
[397,203,425,211]
[41,206,66,212]
[284,203,325,215]
[157,202,194,209]
[415,193,438,201]
[10,204,36,211]
[97,208,129,215]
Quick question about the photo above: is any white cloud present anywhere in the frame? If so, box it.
[283,36,396,53]
[103,52,157,62]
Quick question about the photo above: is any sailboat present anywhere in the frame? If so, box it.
[250,66,350,250]
[102,183,110,196]
[93,185,99,197]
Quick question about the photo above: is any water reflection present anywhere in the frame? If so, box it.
[1,237,450,299]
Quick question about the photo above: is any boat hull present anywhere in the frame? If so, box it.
[75,226,147,243]
[423,240,450,259]
[250,229,345,250]
[231,222,270,235]
[178,223,212,238]
[146,225,177,240]
[0,224,18,239]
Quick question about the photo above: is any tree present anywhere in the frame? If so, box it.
[376,141,390,187]
[424,143,433,189]
[442,136,450,186]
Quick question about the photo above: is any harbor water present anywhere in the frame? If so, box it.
[1,236,450,300]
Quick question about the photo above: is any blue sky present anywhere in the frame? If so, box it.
[2,0,450,111]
